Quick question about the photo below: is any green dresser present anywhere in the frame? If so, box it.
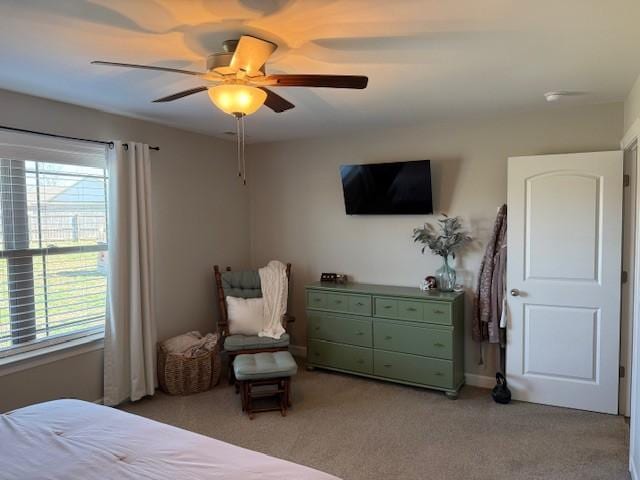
[306,282,465,398]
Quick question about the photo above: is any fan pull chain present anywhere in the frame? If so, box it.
[233,113,248,186]
[241,115,246,185]
[235,114,242,178]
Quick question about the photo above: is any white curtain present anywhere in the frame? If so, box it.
[104,141,156,406]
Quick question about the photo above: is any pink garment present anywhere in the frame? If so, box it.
[473,204,507,345]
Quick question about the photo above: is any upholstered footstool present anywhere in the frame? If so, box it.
[233,351,298,419]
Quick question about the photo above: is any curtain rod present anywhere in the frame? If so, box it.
[0,125,160,151]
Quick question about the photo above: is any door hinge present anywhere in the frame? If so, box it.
[620,365,626,378]
[622,271,629,284]
[624,174,630,187]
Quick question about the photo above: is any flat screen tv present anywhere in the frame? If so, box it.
[340,160,433,215]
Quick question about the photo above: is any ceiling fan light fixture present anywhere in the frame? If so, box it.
[208,84,266,116]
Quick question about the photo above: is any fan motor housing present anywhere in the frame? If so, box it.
[206,40,266,75]
[206,52,234,72]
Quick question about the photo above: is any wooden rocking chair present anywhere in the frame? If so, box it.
[213,264,295,383]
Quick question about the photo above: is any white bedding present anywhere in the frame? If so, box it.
[0,399,339,480]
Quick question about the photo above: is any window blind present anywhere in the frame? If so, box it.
[0,133,108,357]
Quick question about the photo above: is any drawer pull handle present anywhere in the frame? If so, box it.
[433,309,445,314]
[314,326,321,331]
[314,352,320,357]
[434,372,443,376]
[356,302,364,306]
[334,300,343,304]
[383,305,393,309]
[314,298,322,302]
[385,335,393,340]
[406,307,417,312]
[383,364,392,368]
[434,342,444,348]
[356,331,364,336]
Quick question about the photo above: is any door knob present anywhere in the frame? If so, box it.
[510,289,521,297]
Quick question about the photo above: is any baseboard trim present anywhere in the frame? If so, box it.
[289,344,494,389]
[631,457,637,480]
[464,373,494,389]
[93,398,104,405]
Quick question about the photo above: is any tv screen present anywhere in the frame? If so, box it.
[340,160,433,215]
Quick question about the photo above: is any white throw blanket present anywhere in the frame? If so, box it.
[258,260,288,339]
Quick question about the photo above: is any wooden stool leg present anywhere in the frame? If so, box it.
[228,356,236,385]
[247,382,255,420]
[243,382,248,412]
[280,379,286,417]
[239,381,246,411]
[238,376,294,419]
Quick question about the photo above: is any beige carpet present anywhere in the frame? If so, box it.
[122,364,630,480]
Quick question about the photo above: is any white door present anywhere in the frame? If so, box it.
[507,151,623,414]
[628,142,640,479]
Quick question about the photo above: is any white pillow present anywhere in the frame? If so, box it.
[226,296,264,336]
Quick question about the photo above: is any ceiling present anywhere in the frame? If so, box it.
[2,0,640,143]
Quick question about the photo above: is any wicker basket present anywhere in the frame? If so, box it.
[157,337,221,395]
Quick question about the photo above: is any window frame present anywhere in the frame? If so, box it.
[0,133,108,360]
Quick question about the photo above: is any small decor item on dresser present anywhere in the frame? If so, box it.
[413,214,472,292]
[420,275,437,291]
[491,372,512,404]
[437,256,456,292]
[320,273,348,283]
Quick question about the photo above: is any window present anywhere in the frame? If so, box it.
[0,132,108,358]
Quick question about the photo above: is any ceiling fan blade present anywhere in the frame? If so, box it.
[259,88,295,113]
[264,74,368,89]
[91,60,205,77]
[229,35,277,77]
[152,86,208,103]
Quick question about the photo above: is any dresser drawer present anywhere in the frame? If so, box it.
[325,292,371,316]
[327,293,349,311]
[397,300,423,321]
[374,350,453,388]
[423,302,452,325]
[373,320,453,359]
[308,312,372,347]
[348,295,372,316]
[308,339,373,374]
[307,290,327,309]
[375,296,453,325]
[375,297,398,317]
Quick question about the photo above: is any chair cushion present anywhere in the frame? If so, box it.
[221,270,262,299]
[224,333,290,352]
[233,351,298,381]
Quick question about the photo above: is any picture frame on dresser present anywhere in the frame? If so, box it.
[305,282,465,399]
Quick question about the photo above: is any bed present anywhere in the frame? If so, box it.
[0,399,339,480]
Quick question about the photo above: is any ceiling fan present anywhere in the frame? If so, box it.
[92,34,368,184]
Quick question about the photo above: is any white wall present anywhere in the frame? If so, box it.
[248,102,624,378]
[625,74,640,133]
[0,91,626,410]
[0,89,250,411]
